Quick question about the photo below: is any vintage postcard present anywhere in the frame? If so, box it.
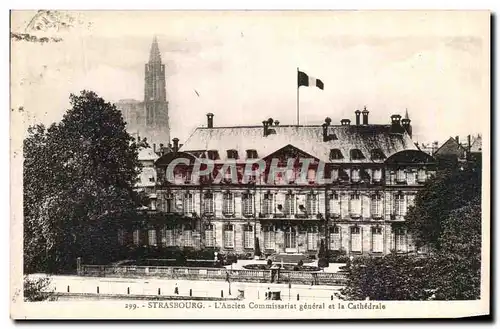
[10,10,490,319]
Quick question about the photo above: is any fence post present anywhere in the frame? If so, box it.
[190,289,192,297]
[221,290,224,298]
[76,257,82,275]
[97,286,99,294]
[158,288,161,295]
[297,293,299,301]
[67,285,70,293]
[127,287,130,295]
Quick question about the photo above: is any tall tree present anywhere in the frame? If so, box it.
[24,90,145,273]
[405,164,481,249]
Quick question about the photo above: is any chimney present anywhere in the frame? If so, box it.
[401,117,412,138]
[262,120,268,137]
[322,117,331,142]
[355,110,361,126]
[172,138,179,152]
[362,106,369,125]
[390,114,403,134]
[153,143,156,153]
[455,136,459,144]
[206,113,214,128]
[341,119,351,126]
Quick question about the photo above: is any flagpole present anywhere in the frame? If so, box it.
[297,67,299,126]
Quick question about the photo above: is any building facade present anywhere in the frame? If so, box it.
[116,36,170,146]
[122,109,436,258]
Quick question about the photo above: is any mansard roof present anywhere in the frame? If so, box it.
[180,124,418,163]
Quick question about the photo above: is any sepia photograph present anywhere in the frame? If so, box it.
[9,10,490,319]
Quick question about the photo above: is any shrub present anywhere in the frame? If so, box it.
[24,275,57,302]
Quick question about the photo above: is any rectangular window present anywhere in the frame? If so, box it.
[373,169,382,182]
[329,193,340,217]
[244,225,254,249]
[349,193,361,218]
[307,169,316,183]
[371,194,383,218]
[396,169,406,183]
[184,193,194,214]
[395,193,406,216]
[307,227,318,250]
[329,226,341,251]
[242,193,253,216]
[286,169,295,183]
[285,194,295,215]
[224,224,234,248]
[306,193,317,215]
[204,193,214,215]
[205,224,215,247]
[262,193,273,215]
[350,227,362,252]
[264,226,275,250]
[395,228,406,252]
[161,227,174,247]
[117,229,125,246]
[330,168,339,181]
[372,227,383,253]
[148,229,157,246]
[223,193,234,215]
[164,194,174,213]
[417,169,427,183]
[351,169,360,182]
[133,229,140,246]
[184,229,193,247]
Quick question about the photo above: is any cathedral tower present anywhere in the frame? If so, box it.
[144,36,170,144]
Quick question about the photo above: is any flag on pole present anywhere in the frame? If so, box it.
[298,70,324,90]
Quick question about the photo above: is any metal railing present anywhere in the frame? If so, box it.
[79,264,347,285]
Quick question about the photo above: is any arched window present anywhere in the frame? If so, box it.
[227,149,239,159]
[329,149,344,160]
[207,150,220,160]
[350,149,366,160]
[370,149,386,160]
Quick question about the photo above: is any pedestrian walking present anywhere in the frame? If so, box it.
[174,283,179,295]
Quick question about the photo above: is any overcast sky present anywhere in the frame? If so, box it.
[11,11,489,145]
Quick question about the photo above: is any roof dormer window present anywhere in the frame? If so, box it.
[370,149,386,160]
[227,149,239,159]
[329,149,344,160]
[246,149,258,159]
[207,150,220,160]
[350,149,365,160]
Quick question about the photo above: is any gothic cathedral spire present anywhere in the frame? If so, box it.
[144,36,170,144]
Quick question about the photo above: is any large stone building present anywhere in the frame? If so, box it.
[125,109,436,258]
[116,36,170,146]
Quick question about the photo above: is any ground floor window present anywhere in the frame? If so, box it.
[244,224,254,249]
[161,227,176,247]
[394,228,406,252]
[263,225,275,250]
[329,226,341,251]
[183,226,193,247]
[284,227,297,249]
[307,227,318,250]
[148,229,157,246]
[224,224,234,248]
[133,229,140,246]
[205,224,215,247]
[371,227,383,253]
[117,229,125,246]
[350,226,362,252]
